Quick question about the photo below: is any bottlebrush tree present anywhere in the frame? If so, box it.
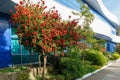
[10,0,82,79]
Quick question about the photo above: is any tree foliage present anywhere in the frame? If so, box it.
[73,0,106,51]
[10,0,82,53]
[117,26,120,36]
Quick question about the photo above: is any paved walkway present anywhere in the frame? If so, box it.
[83,60,120,80]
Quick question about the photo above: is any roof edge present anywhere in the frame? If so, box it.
[83,0,119,28]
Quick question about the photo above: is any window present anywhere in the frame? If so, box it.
[11,28,39,65]
[112,30,116,35]
[106,43,110,52]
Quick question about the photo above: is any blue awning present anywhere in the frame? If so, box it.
[95,33,112,41]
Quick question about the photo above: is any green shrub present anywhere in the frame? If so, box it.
[54,75,65,80]
[60,57,86,80]
[0,66,28,73]
[35,75,41,80]
[67,46,82,58]
[103,51,113,60]
[103,52,116,60]
[112,53,120,60]
[116,44,120,54]
[85,65,98,73]
[82,49,107,66]
[112,52,119,55]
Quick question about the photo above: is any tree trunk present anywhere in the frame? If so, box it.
[38,54,41,69]
[30,48,33,68]
[38,54,41,75]
[42,51,47,80]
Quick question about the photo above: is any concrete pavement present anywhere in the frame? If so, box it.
[83,60,120,80]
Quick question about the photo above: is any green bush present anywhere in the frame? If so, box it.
[116,44,120,54]
[103,51,114,60]
[112,53,120,60]
[54,75,65,80]
[60,57,86,80]
[35,75,41,80]
[0,66,28,73]
[82,49,107,66]
[85,65,99,73]
[112,52,119,55]
[67,46,82,58]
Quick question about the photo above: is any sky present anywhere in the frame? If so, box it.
[102,0,120,22]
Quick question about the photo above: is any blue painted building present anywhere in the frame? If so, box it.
[0,0,39,67]
[0,0,120,67]
[0,13,11,67]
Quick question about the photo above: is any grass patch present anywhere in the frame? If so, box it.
[0,66,28,73]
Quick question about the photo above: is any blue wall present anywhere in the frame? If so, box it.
[106,42,116,53]
[0,12,12,67]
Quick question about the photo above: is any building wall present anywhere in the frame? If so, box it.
[89,8,118,52]
[87,3,120,52]
[0,12,12,67]
[89,12,117,52]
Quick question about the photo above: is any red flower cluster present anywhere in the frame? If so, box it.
[10,0,82,53]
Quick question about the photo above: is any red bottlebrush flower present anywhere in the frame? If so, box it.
[42,1,45,4]
[21,24,25,27]
[26,3,28,7]
[27,14,31,19]
[52,12,58,19]
[71,20,77,26]
[52,47,56,51]
[47,48,52,52]
[39,15,42,19]
[44,6,47,9]
[63,30,67,34]
[19,1,24,5]
[70,31,73,35]
[41,30,45,33]
[59,32,63,36]
[36,4,40,7]
[61,52,64,57]
[54,53,59,57]
[36,26,38,30]
[34,21,37,25]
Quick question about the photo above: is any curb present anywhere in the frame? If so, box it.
[77,59,120,80]
[115,59,120,62]
[76,63,112,80]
